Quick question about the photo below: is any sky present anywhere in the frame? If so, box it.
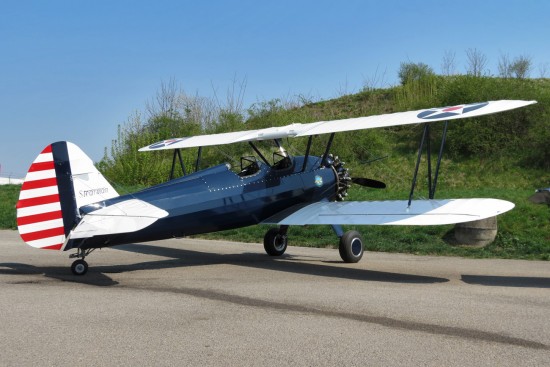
[1,0,549,178]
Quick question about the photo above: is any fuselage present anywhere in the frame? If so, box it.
[70,155,338,250]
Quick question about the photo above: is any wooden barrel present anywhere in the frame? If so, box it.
[454,216,498,247]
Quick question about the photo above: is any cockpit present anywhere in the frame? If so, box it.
[272,150,293,170]
[237,149,294,177]
[238,156,261,177]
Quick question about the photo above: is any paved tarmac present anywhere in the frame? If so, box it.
[0,229,549,366]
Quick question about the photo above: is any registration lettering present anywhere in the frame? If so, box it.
[79,187,109,198]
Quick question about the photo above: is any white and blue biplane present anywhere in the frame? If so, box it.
[16,100,536,274]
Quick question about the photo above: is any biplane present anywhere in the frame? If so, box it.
[16,100,536,275]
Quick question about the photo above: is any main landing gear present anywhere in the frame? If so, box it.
[69,248,95,275]
[338,230,364,263]
[264,226,289,256]
[262,226,364,263]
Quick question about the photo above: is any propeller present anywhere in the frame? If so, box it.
[351,177,386,189]
[327,154,386,202]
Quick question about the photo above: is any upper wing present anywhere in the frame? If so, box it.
[261,198,514,226]
[139,100,536,151]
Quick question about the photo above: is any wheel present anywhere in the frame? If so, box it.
[71,259,88,275]
[263,228,288,256]
[339,230,364,263]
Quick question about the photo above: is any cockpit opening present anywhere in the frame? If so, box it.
[238,156,260,177]
[272,150,293,170]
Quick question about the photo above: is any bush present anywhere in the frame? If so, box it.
[100,76,550,185]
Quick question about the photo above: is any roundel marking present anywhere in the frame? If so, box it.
[417,102,489,120]
[148,138,184,150]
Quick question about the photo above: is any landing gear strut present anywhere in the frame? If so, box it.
[263,226,289,256]
[69,248,95,275]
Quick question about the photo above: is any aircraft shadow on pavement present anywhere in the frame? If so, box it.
[1,243,448,286]
[107,243,449,285]
[461,274,550,289]
[0,262,118,286]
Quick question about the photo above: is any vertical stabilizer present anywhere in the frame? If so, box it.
[16,142,118,250]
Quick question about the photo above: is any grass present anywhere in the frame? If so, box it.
[198,185,549,260]
[6,76,549,260]
[3,173,548,260]
[0,184,19,230]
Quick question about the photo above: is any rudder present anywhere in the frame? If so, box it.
[16,142,118,250]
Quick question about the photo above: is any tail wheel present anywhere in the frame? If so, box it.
[339,230,364,263]
[71,259,89,275]
[264,228,288,256]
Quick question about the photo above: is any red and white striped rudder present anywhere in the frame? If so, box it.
[16,142,118,250]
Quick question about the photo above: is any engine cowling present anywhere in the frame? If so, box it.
[326,154,351,201]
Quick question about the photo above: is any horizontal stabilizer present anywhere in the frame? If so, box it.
[262,199,514,226]
[68,199,168,240]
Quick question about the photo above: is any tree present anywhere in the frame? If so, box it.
[145,78,181,119]
[465,48,487,77]
[498,53,513,78]
[398,62,434,85]
[99,78,252,185]
[539,62,549,78]
[441,50,456,76]
[510,55,532,79]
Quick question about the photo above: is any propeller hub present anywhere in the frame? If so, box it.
[327,154,351,201]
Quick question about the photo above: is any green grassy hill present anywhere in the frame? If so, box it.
[217,76,550,259]
[3,75,549,259]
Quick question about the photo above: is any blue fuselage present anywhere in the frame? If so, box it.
[75,156,337,249]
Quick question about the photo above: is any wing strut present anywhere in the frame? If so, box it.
[301,135,313,172]
[249,142,270,166]
[195,146,203,172]
[407,121,449,207]
[169,147,204,179]
[321,133,336,166]
[431,121,448,198]
[169,149,186,180]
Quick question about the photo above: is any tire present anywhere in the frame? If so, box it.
[71,259,89,275]
[339,230,364,263]
[263,228,288,256]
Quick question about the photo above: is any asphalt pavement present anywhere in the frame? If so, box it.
[0,230,548,366]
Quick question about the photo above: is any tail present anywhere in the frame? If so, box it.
[16,142,119,250]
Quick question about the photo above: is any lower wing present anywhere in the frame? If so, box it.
[262,199,514,226]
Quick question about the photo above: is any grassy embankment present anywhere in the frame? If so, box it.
[2,181,548,259]
[3,76,549,259]
[196,76,550,259]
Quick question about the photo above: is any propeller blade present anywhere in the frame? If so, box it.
[351,177,387,189]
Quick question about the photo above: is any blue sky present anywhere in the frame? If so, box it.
[1,0,549,178]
